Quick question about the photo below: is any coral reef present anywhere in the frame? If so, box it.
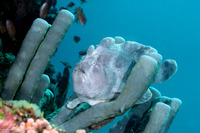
[0,7,181,133]
[0,98,66,133]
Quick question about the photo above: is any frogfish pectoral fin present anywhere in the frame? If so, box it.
[67,98,81,109]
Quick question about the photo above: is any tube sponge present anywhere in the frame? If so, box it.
[143,102,171,133]
[31,74,50,105]
[1,10,74,102]
[56,55,158,132]
[1,19,49,100]
[16,10,74,101]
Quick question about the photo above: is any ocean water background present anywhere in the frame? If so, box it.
[51,0,200,132]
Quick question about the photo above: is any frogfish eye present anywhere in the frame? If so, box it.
[92,61,96,65]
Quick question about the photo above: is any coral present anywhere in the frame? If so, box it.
[0,8,181,133]
[0,98,65,133]
[0,107,16,132]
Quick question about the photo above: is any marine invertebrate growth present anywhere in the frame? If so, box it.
[1,9,74,101]
[0,7,181,132]
[0,98,66,133]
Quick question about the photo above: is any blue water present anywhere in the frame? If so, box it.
[51,0,200,132]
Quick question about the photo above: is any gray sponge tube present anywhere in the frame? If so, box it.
[58,55,158,132]
[143,102,171,133]
[161,98,182,133]
[1,19,49,100]
[16,10,74,101]
[31,74,50,105]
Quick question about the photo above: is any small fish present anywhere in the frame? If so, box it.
[40,0,51,19]
[80,0,86,4]
[0,22,6,34]
[74,36,80,43]
[60,61,72,69]
[56,72,62,82]
[79,50,87,57]
[67,2,75,8]
[75,7,87,25]
[59,7,68,11]
[6,20,16,40]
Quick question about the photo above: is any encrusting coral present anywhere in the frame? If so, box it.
[0,98,66,133]
[0,8,182,133]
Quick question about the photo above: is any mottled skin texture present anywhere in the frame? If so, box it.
[67,37,177,109]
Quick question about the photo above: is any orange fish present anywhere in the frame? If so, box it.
[0,21,7,34]
[75,7,87,25]
[6,20,16,40]
[40,0,51,19]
